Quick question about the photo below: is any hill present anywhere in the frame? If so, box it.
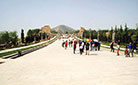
[52,25,75,33]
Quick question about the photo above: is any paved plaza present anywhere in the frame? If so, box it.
[0,39,138,85]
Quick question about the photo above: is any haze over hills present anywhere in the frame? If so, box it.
[52,25,75,33]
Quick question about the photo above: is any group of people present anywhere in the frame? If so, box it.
[110,41,137,57]
[62,39,101,55]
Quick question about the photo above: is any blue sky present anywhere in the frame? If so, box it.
[0,0,138,36]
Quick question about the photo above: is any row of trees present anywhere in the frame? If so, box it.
[0,31,18,47]
[75,24,138,43]
[0,29,49,48]
[26,29,49,43]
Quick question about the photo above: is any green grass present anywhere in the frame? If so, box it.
[0,35,58,57]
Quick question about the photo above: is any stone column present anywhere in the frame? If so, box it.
[112,31,115,42]
[34,33,36,42]
[97,32,100,41]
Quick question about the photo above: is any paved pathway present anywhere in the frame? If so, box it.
[0,39,138,85]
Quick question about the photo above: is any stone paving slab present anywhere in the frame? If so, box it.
[0,39,138,85]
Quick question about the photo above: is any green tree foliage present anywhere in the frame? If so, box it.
[0,31,18,47]
[26,29,44,43]
[81,24,138,44]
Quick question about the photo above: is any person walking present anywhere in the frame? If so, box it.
[71,40,73,47]
[62,40,65,47]
[79,44,83,55]
[65,40,68,49]
[116,43,120,56]
[90,40,94,51]
[94,42,98,51]
[79,40,82,47]
[98,41,101,51]
[110,41,114,52]
[128,42,133,57]
[86,42,90,55]
[133,41,137,52]
[124,46,129,57]
[73,41,77,54]
[69,40,71,47]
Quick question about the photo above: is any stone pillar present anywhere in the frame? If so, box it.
[21,29,24,43]
[34,33,36,42]
[97,32,100,41]
[112,31,115,42]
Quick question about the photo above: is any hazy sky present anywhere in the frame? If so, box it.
[0,0,138,35]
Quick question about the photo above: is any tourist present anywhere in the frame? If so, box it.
[94,41,98,51]
[128,42,133,57]
[79,44,83,55]
[69,40,71,47]
[110,41,114,52]
[62,40,65,47]
[116,43,120,56]
[71,40,73,47]
[73,41,77,54]
[65,40,68,49]
[82,41,85,52]
[90,40,94,51]
[124,46,129,57]
[79,40,82,47]
[98,41,101,51]
[133,41,137,52]
[86,42,90,55]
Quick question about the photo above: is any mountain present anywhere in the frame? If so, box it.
[52,25,75,33]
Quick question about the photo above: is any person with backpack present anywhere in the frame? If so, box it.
[128,42,133,57]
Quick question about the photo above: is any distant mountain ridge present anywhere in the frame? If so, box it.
[52,25,75,33]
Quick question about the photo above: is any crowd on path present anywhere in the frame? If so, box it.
[110,41,137,57]
[60,35,137,57]
[61,38,101,55]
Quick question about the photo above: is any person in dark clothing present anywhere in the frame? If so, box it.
[62,40,65,47]
[90,40,94,51]
[110,41,114,52]
[79,44,83,55]
[86,42,90,55]
[94,42,98,51]
[98,41,100,51]
[73,41,77,54]
[133,41,137,52]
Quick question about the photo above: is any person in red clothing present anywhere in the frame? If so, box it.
[65,40,68,49]
[116,43,120,56]
[73,41,77,54]
[124,46,129,57]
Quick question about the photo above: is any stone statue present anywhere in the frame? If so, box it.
[21,29,24,43]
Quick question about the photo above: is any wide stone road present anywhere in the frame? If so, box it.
[0,39,138,85]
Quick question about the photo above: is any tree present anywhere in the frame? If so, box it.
[9,31,18,46]
[0,31,9,44]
